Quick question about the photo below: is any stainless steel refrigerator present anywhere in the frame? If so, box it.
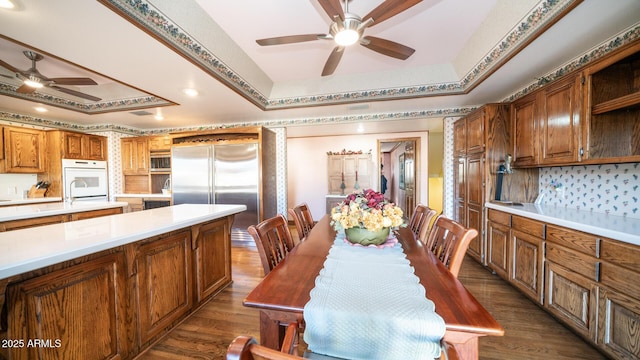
[171,143,259,230]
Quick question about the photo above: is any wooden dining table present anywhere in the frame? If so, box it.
[243,215,504,359]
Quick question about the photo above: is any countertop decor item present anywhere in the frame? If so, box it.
[330,188,405,246]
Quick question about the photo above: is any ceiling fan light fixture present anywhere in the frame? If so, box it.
[334,29,359,46]
[24,76,43,89]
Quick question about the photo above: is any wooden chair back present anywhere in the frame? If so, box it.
[247,214,296,275]
[288,203,315,241]
[424,215,478,278]
[408,204,437,243]
[226,322,301,360]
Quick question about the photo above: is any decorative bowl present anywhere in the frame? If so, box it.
[344,227,390,246]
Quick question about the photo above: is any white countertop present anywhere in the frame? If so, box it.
[0,204,246,279]
[114,193,171,198]
[0,201,128,222]
[485,202,640,246]
[0,197,62,207]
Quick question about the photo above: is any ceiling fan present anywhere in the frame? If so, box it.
[256,0,422,76]
[0,51,102,101]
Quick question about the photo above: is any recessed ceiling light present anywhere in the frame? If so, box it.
[183,88,198,97]
[0,0,15,9]
[154,109,164,121]
[34,106,47,113]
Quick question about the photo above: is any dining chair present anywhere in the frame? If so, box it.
[407,204,437,244]
[247,214,296,276]
[424,215,479,278]
[226,322,301,360]
[288,202,315,242]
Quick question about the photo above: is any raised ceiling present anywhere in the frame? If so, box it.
[0,0,638,136]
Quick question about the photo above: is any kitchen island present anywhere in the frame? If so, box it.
[0,203,246,360]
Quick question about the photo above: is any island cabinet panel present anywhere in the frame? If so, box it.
[0,207,123,232]
[135,230,192,346]
[6,252,130,360]
[193,218,232,303]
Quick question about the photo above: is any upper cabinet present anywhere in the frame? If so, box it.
[512,40,640,168]
[511,74,582,167]
[0,126,45,173]
[583,42,640,163]
[148,135,172,152]
[121,137,149,175]
[48,130,107,161]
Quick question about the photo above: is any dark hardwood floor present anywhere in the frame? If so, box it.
[136,240,608,360]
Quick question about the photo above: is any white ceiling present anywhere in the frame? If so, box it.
[0,0,639,137]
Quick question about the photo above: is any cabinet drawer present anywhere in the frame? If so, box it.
[546,242,599,281]
[488,209,511,226]
[546,224,599,257]
[600,238,640,273]
[600,261,640,301]
[512,215,545,238]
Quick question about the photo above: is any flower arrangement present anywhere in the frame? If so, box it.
[330,189,405,232]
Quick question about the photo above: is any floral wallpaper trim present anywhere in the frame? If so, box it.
[0,107,476,135]
[100,0,579,109]
[0,82,173,115]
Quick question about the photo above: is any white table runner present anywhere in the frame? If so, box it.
[303,231,445,359]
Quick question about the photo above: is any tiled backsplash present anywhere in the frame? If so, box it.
[540,163,640,219]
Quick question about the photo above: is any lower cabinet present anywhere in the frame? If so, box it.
[7,252,131,360]
[1,217,233,360]
[488,208,640,360]
[0,207,123,231]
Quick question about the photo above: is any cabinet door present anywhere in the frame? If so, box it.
[121,137,149,175]
[136,231,192,345]
[465,153,484,263]
[148,135,172,151]
[7,253,129,360]
[2,127,45,173]
[511,92,538,167]
[598,287,640,359]
[539,75,582,164]
[453,119,466,155]
[453,156,465,224]
[545,260,597,341]
[63,132,85,159]
[466,110,485,154]
[193,219,231,303]
[86,134,106,160]
[510,229,544,304]
[487,221,510,279]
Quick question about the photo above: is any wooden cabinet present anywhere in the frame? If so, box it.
[148,135,172,151]
[486,209,511,279]
[510,216,545,304]
[192,218,232,303]
[452,104,512,265]
[135,230,192,346]
[48,130,107,161]
[1,126,45,173]
[121,137,149,175]
[583,42,640,163]
[511,74,582,167]
[544,225,599,341]
[327,153,372,195]
[6,252,130,360]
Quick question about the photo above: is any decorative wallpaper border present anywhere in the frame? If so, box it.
[99,0,582,110]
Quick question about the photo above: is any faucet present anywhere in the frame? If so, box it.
[68,179,87,204]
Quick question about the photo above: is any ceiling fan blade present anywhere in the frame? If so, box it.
[50,85,102,102]
[16,84,37,94]
[317,0,344,21]
[363,0,422,27]
[322,46,345,76]
[361,36,415,60]
[256,34,326,46]
[50,77,98,86]
[0,59,21,74]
